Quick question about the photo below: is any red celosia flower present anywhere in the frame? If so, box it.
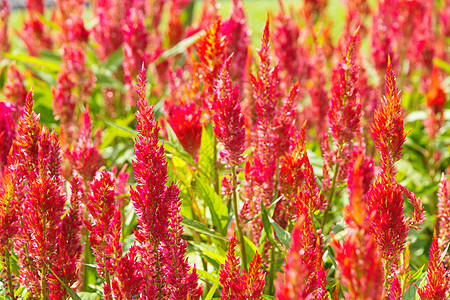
[0,164,20,299]
[275,205,328,300]
[279,123,325,221]
[219,235,265,299]
[0,102,17,173]
[166,101,203,159]
[131,67,201,299]
[367,60,424,273]
[322,30,362,192]
[123,1,149,105]
[56,0,89,44]
[417,231,450,299]
[437,173,450,251]
[92,0,127,61]
[213,55,247,167]
[50,176,84,299]
[424,67,446,139]
[221,0,251,85]
[66,108,104,182]
[331,150,383,300]
[4,63,27,108]
[0,0,9,53]
[18,0,52,56]
[389,276,402,300]
[331,227,384,300]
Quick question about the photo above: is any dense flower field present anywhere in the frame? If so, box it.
[0,0,449,299]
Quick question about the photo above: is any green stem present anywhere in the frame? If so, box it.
[321,162,341,229]
[4,246,16,300]
[231,165,248,272]
[213,136,220,195]
[264,247,275,295]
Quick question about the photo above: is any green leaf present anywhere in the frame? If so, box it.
[43,262,82,300]
[94,72,126,92]
[260,201,280,250]
[181,217,227,241]
[433,58,450,74]
[197,126,215,182]
[269,217,291,249]
[204,270,220,300]
[77,292,100,300]
[194,173,228,235]
[97,114,137,136]
[154,30,204,64]
[35,11,61,31]
[262,295,276,300]
[196,269,220,285]
[3,52,61,72]
[102,46,124,73]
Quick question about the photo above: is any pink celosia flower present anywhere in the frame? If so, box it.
[3,63,27,108]
[50,176,84,298]
[18,0,52,56]
[219,235,265,299]
[166,101,203,159]
[322,30,362,192]
[437,173,450,251]
[66,108,104,182]
[212,55,246,167]
[0,164,20,299]
[123,1,149,106]
[131,67,201,299]
[389,276,402,300]
[221,0,251,85]
[424,67,446,140]
[275,205,327,300]
[367,60,424,274]
[331,151,382,300]
[92,0,127,61]
[0,0,9,53]
[0,102,17,173]
[279,123,325,221]
[417,231,450,299]
[56,0,89,44]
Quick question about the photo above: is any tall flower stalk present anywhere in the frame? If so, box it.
[130,66,201,299]
[367,59,424,287]
[213,55,247,269]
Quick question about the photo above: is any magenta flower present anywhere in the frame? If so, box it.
[219,235,265,299]
[0,102,17,173]
[213,55,246,167]
[417,231,450,299]
[275,205,327,300]
[131,66,201,299]
[0,0,9,53]
[4,63,27,108]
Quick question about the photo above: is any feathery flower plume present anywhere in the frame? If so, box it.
[123,1,149,106]
[367,59,424,278]
[66,108,104,182]
[56,0,89,44]
[196,18,228,109]
[0,164,20,299]
[275,205,327,300]
[322,30,362,193]
[388,276,402,300]
[131,66,201,299]
[417,231,450,299]
[166,101,203,159]
[424,67,446,140]
[330,151,383,300]
[219,235,265,299]
[437,173,450,251]
[3,63,27,108]
[279,123,325,222]
[0,0,9,53]
[50,176,84,298]
[221,0,251,85]
[0,102,17,173]
[92,0,126,61]
[18,0,52,56]
[213,55,246,167]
